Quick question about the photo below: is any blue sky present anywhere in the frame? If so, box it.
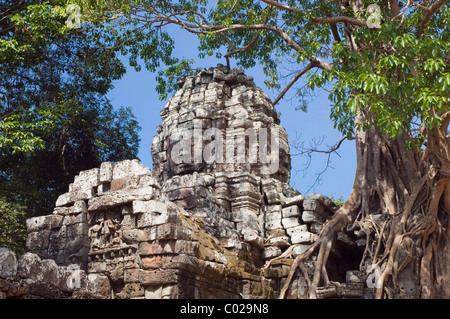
[107,30,356,200]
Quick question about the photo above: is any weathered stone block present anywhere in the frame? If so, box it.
[223,234,243,250]
[232,209,260,226]
[302,210,326,224]
[292,244,310,257]
[263,246,282,259]
[87,187,157,211]
[0,248,17,278]
[266,204,282,214]
[291,231,314,244]
[346,270,364,283]
[138,242,164,256]
[133,200,168,215]
[26,230,50,251]
[265,212,282,225]
[63,212,86,225]
[174,240,199,255]
[241,228,264,249]
[48,228,66,254]
[281,194,306,207]
[17,253,42,280]
[121,229,138,244]
[145,284,175,299]
[113,159,152,180]
[139,269,179,286]
[124,268,140,283]
[88,260,107,274]
[99,162,113,183]
[52,207,69,215]
[136,227,158,242]
[110,178,127,191]
[137,175,161,189]
[58,262,88,293]
[282,205,300,218]
[56,189,95,207]
[267,228,287,239]
[341,283,364,298]
[269,236,290,248]
[308,193,337,212]
[65,223,88,254]
[303,199,325,214]
[109,262,124,283]
[282,216,300,229]
[26,215,50,233]
[156,223,181,240]
[41,259,59,284]
[86,273,111,297]
[73,168,100,191]
[50,215,64,229]
[265,219,283,231]
[55,193,72,207]
[316,286,337,299]
[137,212,169,228]
[285,224,308,237]
[261,180,282,205]
[141,256,162,269]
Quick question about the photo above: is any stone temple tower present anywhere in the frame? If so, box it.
[151,64,299,251]
[4,65,352,300]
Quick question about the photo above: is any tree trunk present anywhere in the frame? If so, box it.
[272,112,450,299]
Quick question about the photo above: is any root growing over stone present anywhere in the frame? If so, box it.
[265,112,450,299]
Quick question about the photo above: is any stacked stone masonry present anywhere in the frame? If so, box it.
[1,65,368,299]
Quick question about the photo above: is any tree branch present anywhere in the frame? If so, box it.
[290,135,353,193]
[273,62,315,105]
[224,30,262,70]
[389,0,401,14]
[330,23,341,42]
[117,4,335,71]
[260,0,302,13]
[410,0,432,12]
[311,16,367,27]
[208,24,333,70]
[417,0,448,36]
[262,0,368,29]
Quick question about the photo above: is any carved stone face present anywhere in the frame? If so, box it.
[150,66,295,243]
[151,65,291,184]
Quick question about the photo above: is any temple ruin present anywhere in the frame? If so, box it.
[0,65,368,299]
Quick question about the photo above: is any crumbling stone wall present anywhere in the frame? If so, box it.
[0,65,365,299]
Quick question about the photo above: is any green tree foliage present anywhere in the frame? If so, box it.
[328,195,345,209]
[75,0,448,147]
[0,197,27,255]
[0,1,141,217]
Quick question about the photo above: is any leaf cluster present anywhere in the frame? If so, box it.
[0,197,27,256]
[0,0,142,216]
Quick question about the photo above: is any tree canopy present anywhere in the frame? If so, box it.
[0,0,141,216]
[71,0,449,149]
